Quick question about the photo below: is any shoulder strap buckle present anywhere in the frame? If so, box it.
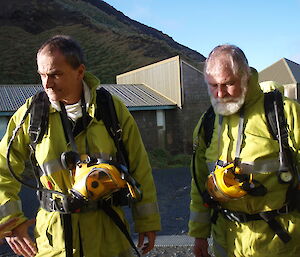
[276,204,290,215]
[112,128,122,140]
[28,126,42,144]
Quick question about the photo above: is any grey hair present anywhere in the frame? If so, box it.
[204,44,251,80]
[37,35,86,69]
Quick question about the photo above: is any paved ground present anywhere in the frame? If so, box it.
[0,167,214,256]
[128,167,198,256]
[125,167,192,236]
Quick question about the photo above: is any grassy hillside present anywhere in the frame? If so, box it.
[0,0,205,84]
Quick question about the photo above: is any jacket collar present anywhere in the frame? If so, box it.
[243,67,264,109]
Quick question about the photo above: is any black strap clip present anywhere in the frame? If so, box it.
[28,126,42,144]
[222,209,248,223]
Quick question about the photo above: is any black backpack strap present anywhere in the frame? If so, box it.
[95,87,129,168]
[27,91,50,189]
[192,106,218,211]
[264,89,288,144]
[264,90,297,180]
[202,106,216,148]
[192,106,215,192]
[28,91,50,147]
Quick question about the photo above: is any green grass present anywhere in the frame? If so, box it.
[1,0,204,84]
[0,24,167,84]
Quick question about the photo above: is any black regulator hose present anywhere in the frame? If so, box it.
[6,108,65,198]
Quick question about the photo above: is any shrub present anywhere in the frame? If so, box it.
[148,148,191,169]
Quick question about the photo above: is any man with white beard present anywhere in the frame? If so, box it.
[189,44,300,257]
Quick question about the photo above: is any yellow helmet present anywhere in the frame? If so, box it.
[206,163,248,202]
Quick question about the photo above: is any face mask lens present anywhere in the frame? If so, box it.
[86,168,118,200]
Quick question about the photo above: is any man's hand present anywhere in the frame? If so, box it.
[5,219,37,257]
[137,231,156,255]
[193,238,211,257]
[0,217,19,240]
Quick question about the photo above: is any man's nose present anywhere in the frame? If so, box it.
[43,76,53,88]
[216,85,227,98]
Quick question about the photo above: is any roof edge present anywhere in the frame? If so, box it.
[117,56,180,78]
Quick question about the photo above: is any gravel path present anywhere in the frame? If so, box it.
[145,246,194,256]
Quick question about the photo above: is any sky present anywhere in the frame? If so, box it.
[106,0,300,72]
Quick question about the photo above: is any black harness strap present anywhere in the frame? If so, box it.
[264,90,288,142]
[258,212,291,243]
[61,213,74,257]
[78,225,84,257]
[219,205,292,243]
[191,106,220,219]
[202,106,215,148]
[264,89,296,183]
[59,102,79,153]
[191,106,219,213]
[101,201,141,257]
[28,91,50,146]
[28,91,50,188]
[96,87,129,168]
[192,106,216,199]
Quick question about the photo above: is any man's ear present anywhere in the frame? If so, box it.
[77,64,86,80]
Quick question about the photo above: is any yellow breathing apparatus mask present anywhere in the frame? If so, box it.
[61,151,142,203]
[72,162,127,201]
[206,162,251,202]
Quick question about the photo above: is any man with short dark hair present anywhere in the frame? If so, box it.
[189,44,300,257]
[0,35,161,257]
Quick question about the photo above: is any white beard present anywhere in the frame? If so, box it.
[209,79,248,116]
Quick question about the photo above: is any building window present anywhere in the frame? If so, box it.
[156,110,165,130]
[0,116,9,139]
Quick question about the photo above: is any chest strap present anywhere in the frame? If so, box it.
[220,204,293,243]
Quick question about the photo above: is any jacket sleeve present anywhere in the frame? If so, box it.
[188,117,212,239]
[284,98,300,177]
[113,96,161,233]
[0,101,31,227]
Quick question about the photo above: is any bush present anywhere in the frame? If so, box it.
[148,148,170,169]
[148,148,191,169]
[168,153,191,168]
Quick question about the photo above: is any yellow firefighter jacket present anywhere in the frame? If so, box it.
[189,69,300,257]
[0,72,161,257]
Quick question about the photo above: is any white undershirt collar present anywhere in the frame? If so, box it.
[49,81,91,121]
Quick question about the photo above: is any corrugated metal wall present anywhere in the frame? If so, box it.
[117,56,181,107]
